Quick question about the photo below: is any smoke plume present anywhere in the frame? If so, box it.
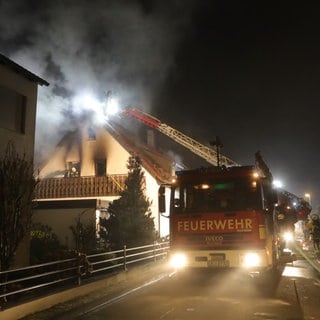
[0,0,196,163]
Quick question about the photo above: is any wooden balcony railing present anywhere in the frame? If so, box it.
[35,175,127,199]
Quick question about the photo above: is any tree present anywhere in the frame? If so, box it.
[70,217,96,254]
[102,155,156,249]
[0,142,37,271]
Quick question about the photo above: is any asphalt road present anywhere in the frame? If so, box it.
[73,262,320,320]
[75,271,302,320]
[20,252,320,320]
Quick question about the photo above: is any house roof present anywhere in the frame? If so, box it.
[37,118,177,184]
[105,120,175,184]
[0,53,49,86]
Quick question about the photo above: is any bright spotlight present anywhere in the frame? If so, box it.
[106,97,119,116]
[72,92,107,125]
[283,231,294,242]
[304,193,311,205]
[73,92,105,114]
[242,253,260,268]
[273,180,283,189]
[169,253,187,269]
[82,94,102,110]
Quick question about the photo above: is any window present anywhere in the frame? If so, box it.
[172,178,262,214]
[95,159,106,176]
[0,85,26,133]
[65,161,81,177]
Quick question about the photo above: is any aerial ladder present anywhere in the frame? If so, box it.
[277,189,311,221]
[119,107,311,219]
[255,150,311,221]
[120,108,238,167]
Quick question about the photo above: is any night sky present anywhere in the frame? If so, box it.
[0,1,319,209]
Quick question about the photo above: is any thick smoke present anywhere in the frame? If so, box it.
[0,0,196,164]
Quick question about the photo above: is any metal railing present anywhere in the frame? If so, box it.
[0,241,169,309]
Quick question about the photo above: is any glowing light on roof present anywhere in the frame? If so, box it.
[273,180,283,189]
[72,92,107,125]
[252,171,259,179]
[106,97,119,116]
[73,93,104,113]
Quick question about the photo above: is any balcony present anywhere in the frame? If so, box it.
[35,175,127,199]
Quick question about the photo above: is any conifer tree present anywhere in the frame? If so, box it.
[103,155,156,249]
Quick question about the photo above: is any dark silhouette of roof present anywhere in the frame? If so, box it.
[0,53,49,86]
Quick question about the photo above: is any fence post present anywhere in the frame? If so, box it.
[123,245,127,271]
[153,241,156,262]
[77,252,82,286]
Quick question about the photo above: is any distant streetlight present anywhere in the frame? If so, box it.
[273,180,283,189]
[304,193,311,205]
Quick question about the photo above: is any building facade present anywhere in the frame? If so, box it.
[0,53,48,157]
[0,53,48,267]
[34,119,175,251]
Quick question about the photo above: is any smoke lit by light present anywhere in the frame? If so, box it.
[73,93,102,113]
[72,92,107,124]
[106,97,119,116]
[273,180,283,189]
[0,1,196,164]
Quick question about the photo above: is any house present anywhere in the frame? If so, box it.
[0,53,48,156]
[34,115,179,251]
[0,53,49,267]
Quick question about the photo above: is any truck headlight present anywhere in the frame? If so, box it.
[170,253,187,269]
[242,253,260,267]
[283,231,294,242]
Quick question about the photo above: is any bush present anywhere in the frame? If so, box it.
[30,223,67,264]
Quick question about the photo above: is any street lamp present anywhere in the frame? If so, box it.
[304,193,311,206]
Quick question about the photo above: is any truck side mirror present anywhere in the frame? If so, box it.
[158,186,166,213]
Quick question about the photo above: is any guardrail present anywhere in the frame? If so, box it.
[0,241,169,310]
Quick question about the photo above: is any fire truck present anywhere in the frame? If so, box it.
[158,152,281,273]
[120,107,311,273]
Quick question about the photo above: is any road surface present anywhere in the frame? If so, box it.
[18,242,320,320]
[33,258,319,320]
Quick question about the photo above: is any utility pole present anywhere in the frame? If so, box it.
[210,136,223,167]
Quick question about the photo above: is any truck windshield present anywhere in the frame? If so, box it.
[171,178,262,213]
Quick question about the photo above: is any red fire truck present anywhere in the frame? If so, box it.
[159,156,281,274]
[119,107,310,273]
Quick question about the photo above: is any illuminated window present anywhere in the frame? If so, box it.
[0,85,26,133]
[172,178,262,214]
[66,161,80,177]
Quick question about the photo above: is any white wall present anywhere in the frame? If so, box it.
[143,169,169,237]
[33,207,96,249]
[37,125,170,238]
[39,126,130,178]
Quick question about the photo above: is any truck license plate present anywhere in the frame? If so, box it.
[207,260,229,268]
